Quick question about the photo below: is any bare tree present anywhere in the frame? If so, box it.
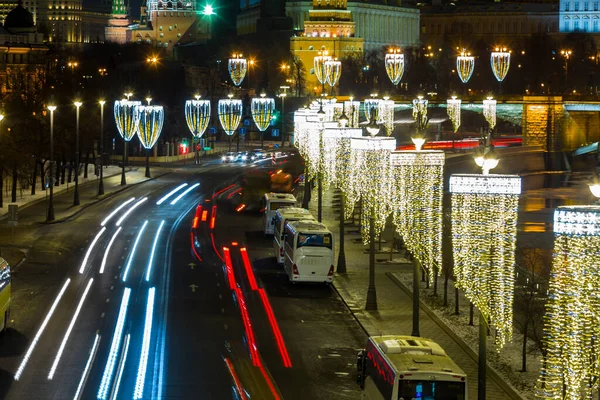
[289,53,306,97]
[514,244,552,372]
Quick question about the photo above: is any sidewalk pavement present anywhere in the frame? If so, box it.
[0,165,170,267]
[306,187,525,400]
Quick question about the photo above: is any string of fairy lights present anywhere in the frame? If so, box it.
[535,206,600,399]
[392,151,444,283]
[446,96,461,133]
[450,174,521,349]
[136,106,164,149]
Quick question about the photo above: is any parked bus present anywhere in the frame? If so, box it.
[357,335,467,400]
[273,207,315,264]
[263,193,297,234]
[283,220,334,283]
[0,258,11,332]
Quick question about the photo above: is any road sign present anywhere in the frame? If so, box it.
[8,204,17,227]
[243,118,250,127]
[209,127,217,134]
[272,128,280,137]
[239,127,247,136]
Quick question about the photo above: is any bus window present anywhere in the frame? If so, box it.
[398,380,466,400]
[297,233,332,249]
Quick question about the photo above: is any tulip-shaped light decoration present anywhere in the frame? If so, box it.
[385,48,405,86]
[137,105,164,178]
[218,95,243,151]
[185,97,211,164]
[314,50,332,86]
[228,53,247,86]
[456,49,475,84]
[114,100,141,185]
[364,98,380,124]
[251,94,275,132]
[324,58,342,88]
[490,47,511,82]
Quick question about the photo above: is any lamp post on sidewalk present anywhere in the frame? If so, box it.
[98,100,105,196]
[73,101,82,206]
[279,86,289,147]
[47,104,57,222]
[0,113,4,209]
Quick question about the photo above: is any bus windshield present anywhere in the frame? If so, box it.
[297,233,332,249]
[398,380,466,400]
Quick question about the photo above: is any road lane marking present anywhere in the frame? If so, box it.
[134,288,156,399]
[170,183,200,205]
[110,334,130,400]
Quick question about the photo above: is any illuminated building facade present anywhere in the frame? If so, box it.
[290,0,364,91]
[104,0,129,43]
[559,0,600,32]
[0,0,37,25]
[37,0,83,43]
[238,0,419,51]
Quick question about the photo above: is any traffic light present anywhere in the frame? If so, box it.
[180,139,188,154]
[271,110,280,126]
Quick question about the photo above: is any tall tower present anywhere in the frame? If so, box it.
[105,0,130,43]
[290,0,364,92]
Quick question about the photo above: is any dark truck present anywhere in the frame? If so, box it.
[239,170,293,210]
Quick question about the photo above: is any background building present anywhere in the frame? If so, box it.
[420,2,559,48]
[559,0,600,32]
[290,0,363,91]
[105,0,129,43]
[0,0,37,26]
[37,0,83,43]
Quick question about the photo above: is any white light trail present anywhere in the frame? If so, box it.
[15,279,71,381]
[101,197,135,226]
[145,221,165,282]
[73,334,101,400]
[97,288,131,400]
[122,221,149,282]
[134,288,156,399]
[170,183,200,205]
[100,227,122,274]
[79,228,107,274]
[156,183,188,205]
[116,197,148,227]
[48,278,94,380]
[110,334,130,400]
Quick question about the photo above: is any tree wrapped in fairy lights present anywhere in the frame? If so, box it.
[536,206,600,399]
[450,174,521,348]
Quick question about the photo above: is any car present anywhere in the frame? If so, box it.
[253,149,266,159]
[221,152,237,163]
[237,152,250,162]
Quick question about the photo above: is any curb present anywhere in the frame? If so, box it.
[386,272,525,400]
[45,170,172,224]
[331,278,370,338]
[0,167,145,221]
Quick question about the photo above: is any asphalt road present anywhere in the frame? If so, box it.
[0,154,366,400]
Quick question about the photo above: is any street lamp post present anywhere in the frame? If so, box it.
[561,49,572,92]
[98,101,105,195]
[280,86,289,147]
[47,105,57,222]
[73,101,82,206]
[0,113,4,209]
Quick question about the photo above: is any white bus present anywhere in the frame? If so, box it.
[357,335,467,400]
[273,207,315,264]
[283,220,334,283]
[263,193,297,235]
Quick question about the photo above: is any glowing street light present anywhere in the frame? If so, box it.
[73,101,83,206]
[185,96,211,164]
[228,53,247,87]
[202,4,215,15]
[98,100,105,196]
[47,104,57,222]
[456,49,475,84]
[490,47,510,82]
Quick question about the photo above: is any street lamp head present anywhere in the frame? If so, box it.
[74,101,82,108]
[47,105,57,112]
[202,4,215,15]
[260,93,266,98]
[590,172,600,198]
[146,97,152,105]
[411,137,425,151]
[338,110,349,128]
[227,93,233,99]
[194,94,201,100]
[99,100,105,106]
[366,110,380,136]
